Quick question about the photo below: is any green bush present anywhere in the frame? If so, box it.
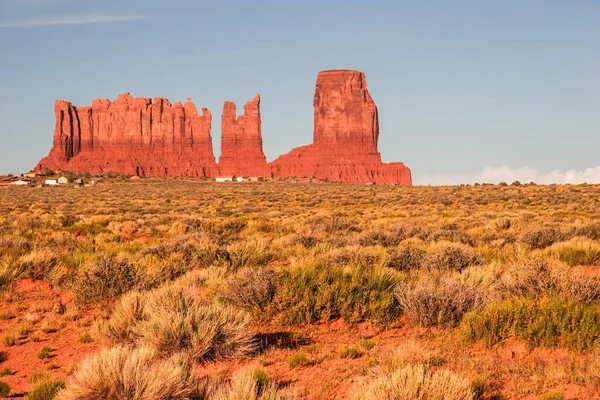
[28,378,65,400]
[339,346,360,359]
[287,353,312,369]
[461,297,600,351]
[270,263,401,325]
[0,381,9,396]
[37,346,52,359]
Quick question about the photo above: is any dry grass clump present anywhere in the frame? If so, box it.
[352,364,475,400]
[218,267,279,316]
[198,370,284,400]
[395,276,485,327]
[0,261,22,294]
[99,286,256,362]
[17,249,60,280]
[55,346,193,400]
[547,237,600,266]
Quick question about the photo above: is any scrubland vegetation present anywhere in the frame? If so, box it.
[1,180,600,398]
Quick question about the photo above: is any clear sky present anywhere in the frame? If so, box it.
[0,0,598,184]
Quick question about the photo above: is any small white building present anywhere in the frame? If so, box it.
[11,180,29,186]
[58,177,69,184]
[45,179,58,186]
[215,177,233,182]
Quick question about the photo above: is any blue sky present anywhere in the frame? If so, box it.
[0,0,598,184]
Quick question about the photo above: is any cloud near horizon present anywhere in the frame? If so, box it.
[0,14,148,28]
[415,166,600,186]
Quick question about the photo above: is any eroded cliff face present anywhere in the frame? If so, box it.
[35,70,412,184]
[218,94,269,177]
[36,93,217,177]
[269,70,412,185]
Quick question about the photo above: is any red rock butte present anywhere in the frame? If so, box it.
[219,94,269,177]
[35,70,412,185]
[270,70,411,184]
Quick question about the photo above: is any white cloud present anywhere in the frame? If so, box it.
[0,14,147,28]
[416,166,600,186]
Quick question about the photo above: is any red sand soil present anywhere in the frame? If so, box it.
[0,280,100,397]
[1,280,598,399]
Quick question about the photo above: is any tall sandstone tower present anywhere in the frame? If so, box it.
[270,70,412,185]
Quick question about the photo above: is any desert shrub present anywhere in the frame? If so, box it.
[494,218,512,231]
[575,222,600,240]
[358,229,401,247]
[141,234,228,268]
[226,238,277,271]
[352,364,475,400]
[2,332,17,346]
[470,377,486,399]
[0,262,22,294]
[326,245,386,269]
[428,226,473,245]
[17,249,61,280]
[59,214,79,228]
[287,352,312,369]
[0,381,9,396]
[64,221,109,236]
[271,263,401,325]
[96,291,145,343]
[461,297,600,351]
[500,258,600,303]
[101,287,256,362]
[27,378,65,400]
[395,276,484,327]
[383,242,427,271]
[548,237,600,266]
[218,268,279,316]
[359,339,376,350]
[538,393,564,400]
[339,346,361,359]
[55,346,192,400]
[424,242,482,272]
[72,254,144,305]
[519,226,568,249]
[77,332,94,343]
[141,253,195,289]
[37,346,52,359]
[291,235,319,249]
[137,287,256,361]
